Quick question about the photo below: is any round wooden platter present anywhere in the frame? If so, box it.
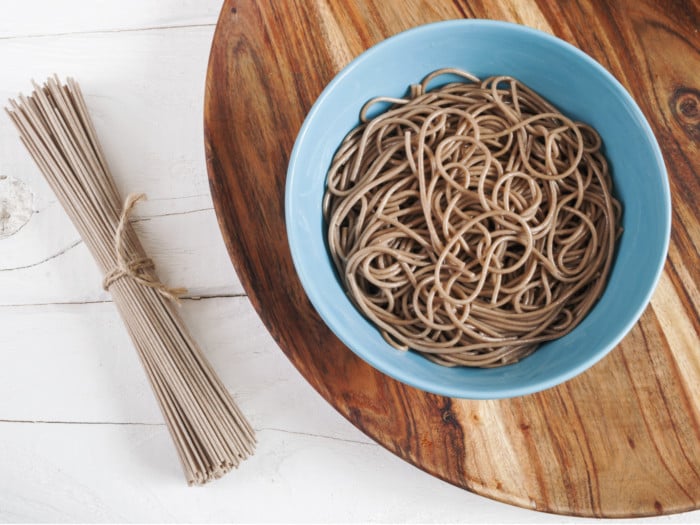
[204,0,700,517]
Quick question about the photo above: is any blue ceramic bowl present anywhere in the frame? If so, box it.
[285,20,670,399]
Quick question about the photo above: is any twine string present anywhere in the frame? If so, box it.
[102,193,186,303]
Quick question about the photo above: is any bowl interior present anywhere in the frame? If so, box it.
[286,20,670,399]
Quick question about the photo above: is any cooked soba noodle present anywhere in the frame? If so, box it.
[323,68,622,368]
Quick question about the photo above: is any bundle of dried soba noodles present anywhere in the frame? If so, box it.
[6,77,255,485]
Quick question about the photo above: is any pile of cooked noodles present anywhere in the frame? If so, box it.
[323,69,621,367]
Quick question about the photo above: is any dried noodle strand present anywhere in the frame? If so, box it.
[6,77,255,483]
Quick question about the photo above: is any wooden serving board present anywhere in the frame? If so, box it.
[204,0,700,517]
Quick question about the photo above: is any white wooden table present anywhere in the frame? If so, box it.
[1,2,698,522]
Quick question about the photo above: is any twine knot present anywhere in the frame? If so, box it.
[102,193,186,303]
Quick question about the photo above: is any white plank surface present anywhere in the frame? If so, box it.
[0,1,698,523]
[0,0,219,38]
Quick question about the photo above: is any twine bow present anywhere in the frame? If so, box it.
[102,193,186,302]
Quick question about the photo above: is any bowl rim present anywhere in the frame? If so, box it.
[285,19,671,399]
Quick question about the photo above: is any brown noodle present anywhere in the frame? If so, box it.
[323,68,622,368]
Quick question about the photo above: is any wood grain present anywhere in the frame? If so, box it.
[204,0,700,517]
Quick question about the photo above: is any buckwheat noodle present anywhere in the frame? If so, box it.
[323,69,622,368]
[6,77,255,484]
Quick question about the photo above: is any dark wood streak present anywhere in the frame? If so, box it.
[450,0,473,20]
[205,0,700,517]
